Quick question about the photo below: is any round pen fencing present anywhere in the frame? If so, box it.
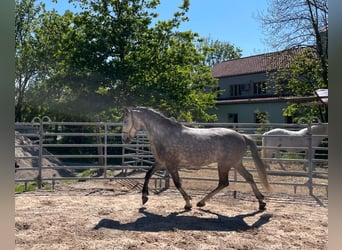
[15,118,328,197]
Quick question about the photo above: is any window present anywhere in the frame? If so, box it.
[227,113,238,123]
[253,81,267,95]
[230,84,241,97]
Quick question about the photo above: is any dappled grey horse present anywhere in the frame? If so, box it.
[122,107,271,210]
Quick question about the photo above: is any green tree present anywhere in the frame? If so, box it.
[197,37,242,67]
[15,0,45,121]
[22,0,219,122]
[258,0,328,122]
[258,0,328,86]
[268,48,327,122]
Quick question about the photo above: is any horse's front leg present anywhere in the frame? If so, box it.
[142,163,160,205]
[168,169,192,210]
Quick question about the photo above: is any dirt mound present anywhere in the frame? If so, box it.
[15,131,74,180]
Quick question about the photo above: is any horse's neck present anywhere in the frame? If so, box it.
[137,110,180,139]
[296,125,327,136]
[296,127,308,135]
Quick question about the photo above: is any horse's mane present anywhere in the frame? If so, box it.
[132,106,182,128]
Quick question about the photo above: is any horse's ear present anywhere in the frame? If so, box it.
[124,107,131,113]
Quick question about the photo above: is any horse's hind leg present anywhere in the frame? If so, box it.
[142,163,161,205]
[276,149,286,170]
[197,164,229,207]
[168,169,192,210]
[235,163,266,210]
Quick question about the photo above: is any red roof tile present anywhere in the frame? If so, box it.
[211,47,314,78]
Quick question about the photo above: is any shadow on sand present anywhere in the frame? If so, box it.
[93,208,272,232]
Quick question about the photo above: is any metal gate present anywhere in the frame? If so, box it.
[15,118,328,196]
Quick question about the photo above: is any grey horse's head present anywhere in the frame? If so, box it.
[122,108,140,144]
[311,123,328,135]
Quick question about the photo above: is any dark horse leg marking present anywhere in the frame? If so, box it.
[235,163,266,210]
[197,164,230,207]
[142,163,160,205]
[168,169,192,210]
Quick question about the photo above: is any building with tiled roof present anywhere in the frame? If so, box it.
[209,47,318,123]
[212,47,307,78]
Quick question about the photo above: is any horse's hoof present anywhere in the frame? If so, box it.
[184,204,192,210]
[259,201,266,210]
[196,201,205,207]
[142,196,148,205]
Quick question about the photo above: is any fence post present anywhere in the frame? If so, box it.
[38,121,43,189]
[31,117,43,189]
[31,116,51,189]
[104,124,108,178]
[307,123,313,196]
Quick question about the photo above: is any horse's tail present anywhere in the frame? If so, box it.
[244,135,272,192]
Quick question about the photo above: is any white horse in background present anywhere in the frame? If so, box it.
[262,124,328,170]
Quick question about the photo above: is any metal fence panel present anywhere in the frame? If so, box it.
[15,119,328,196]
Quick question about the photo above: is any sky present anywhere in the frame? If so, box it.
[44,0,272,57]
[155,1,272,57]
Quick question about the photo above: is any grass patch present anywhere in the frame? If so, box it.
[15,183,36,193]
[77,169,99,178]
[15,181,52,193]
[76,169,116,178]
[281,152,305,159]
[61,179,77,184]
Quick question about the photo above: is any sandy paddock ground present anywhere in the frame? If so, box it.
[15,180,328,250]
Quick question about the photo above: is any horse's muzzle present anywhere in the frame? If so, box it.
[122,134,131,144]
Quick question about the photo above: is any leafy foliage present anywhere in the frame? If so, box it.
[16,0,228,122]
[267,48,328,122]
[196,37,242,67]
[258,0,328,123]
[15,0,46,121]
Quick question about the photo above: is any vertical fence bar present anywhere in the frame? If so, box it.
[104,124,107,178]
[37,119,43,189]
[307,123,313,195]
[95,124,103,176]
[31,116,51,189]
